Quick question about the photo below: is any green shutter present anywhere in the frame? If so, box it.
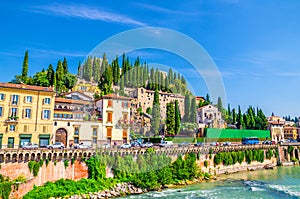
[39,134,50,138]
[19,134,32,138]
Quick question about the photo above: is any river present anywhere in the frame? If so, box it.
[120,166,300,199]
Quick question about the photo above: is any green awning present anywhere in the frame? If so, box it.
[19,134,32,138]
[0,134,2,138]
[39,134,50,139]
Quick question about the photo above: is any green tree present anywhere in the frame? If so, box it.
[217,97,223,112]
[151,90,161,135]
[175,100,181,134]
[166,102,175,135]
[232,108,237,124]
[98,66,113,95]
[146,107,152,115]
[62,57,68,73]
[33,71,49,87]
[189,97,197,123]
[183,94,190,122]
[21,50,29,83]
[55,60,65,93]
[93,57,101,82]
[236,105,244,129]
[47,64,55,86]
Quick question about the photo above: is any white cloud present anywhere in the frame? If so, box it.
[134,3,200,16]
[29,3,147,27]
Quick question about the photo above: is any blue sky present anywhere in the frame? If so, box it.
[1,0,300,117]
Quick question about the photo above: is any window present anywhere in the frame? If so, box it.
[24,125,28,132]
[93,138,97,144]
[11,95,19,105]
[74,127,79,136]
[24,108,31,118]
[107,112,112,123]
[25,96,32,103]
[74,137,79,144]
[43,110,50,119]
[43,126,47,133]
[10,108,17,118]
[107,127,112,137]
[108,100,113,107]
[44,98,51,104]
[0,94,4,101]
[9,125,16,132]
[93,128,97,136]
[7,137,14,148]
[0,107,2,117]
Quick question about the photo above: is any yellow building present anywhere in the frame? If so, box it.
[72,79,100,94]
[0,83,55,149]
[283,125,298,140]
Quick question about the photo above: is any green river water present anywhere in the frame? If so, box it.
[121,166,300,199]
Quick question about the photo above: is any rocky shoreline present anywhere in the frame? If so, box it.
[62,182,147,199]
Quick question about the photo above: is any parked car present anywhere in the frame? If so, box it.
[210,142,219,146]
[194,142,204,147]
[22,143,38,150]
[159,141,173,147]
[287,139,297,143]
[120,143,131,149]
[141,142,154,148]
[178,142,190,147]
[47,142,65,149]
[131,142,141,147]
[223,142,232,146]
[262,140,272,145]
[99,143,111,149]
[73,143,91,149]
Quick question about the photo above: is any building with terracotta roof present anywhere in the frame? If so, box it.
[53,96,103,147]
[197,105,224,129]
[95,94,131,145]
[129,87,185,119]
[283,125,298,141]
[267,115,285,143]
[0,83,55,148]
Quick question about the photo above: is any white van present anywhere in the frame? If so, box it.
[159,141,173,147]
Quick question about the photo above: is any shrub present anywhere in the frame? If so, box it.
[64,160,69,168]
[204,160,208,168]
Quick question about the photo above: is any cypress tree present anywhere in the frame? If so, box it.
[183,94,190,122]
[237,105,244,129]
[55,60,65,93]
[166,102,175,135]
[99,66,113,95]
[189,97,197,123]
[232,108,237,124]
[175,100,181,134]
[120,76,125,95]
[151,90,161,135]
[227,104,231,116]
[77,61,81,77]
[21,50,29,83]
[217,97,223,112]
[62,57,68,73]
[47,64,55,86]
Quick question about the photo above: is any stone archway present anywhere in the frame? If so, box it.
[55,128,68,147]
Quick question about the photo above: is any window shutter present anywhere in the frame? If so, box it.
[22,109,24,118]
[122,101,124,108]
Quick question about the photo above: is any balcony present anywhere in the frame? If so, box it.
[7,117,19,123]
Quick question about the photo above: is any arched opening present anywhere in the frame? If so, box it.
[55,128,68,147]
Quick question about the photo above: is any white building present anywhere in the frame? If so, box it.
[197,105,224,128]
[95,94,131,145]
[267,115,285,143]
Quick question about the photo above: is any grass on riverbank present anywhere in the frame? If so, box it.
[23,149,208,198]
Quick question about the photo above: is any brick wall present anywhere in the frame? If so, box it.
[0,160,88,199]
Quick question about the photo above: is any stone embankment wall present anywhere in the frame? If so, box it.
[0,144,297,198]
[0,160,88,198]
